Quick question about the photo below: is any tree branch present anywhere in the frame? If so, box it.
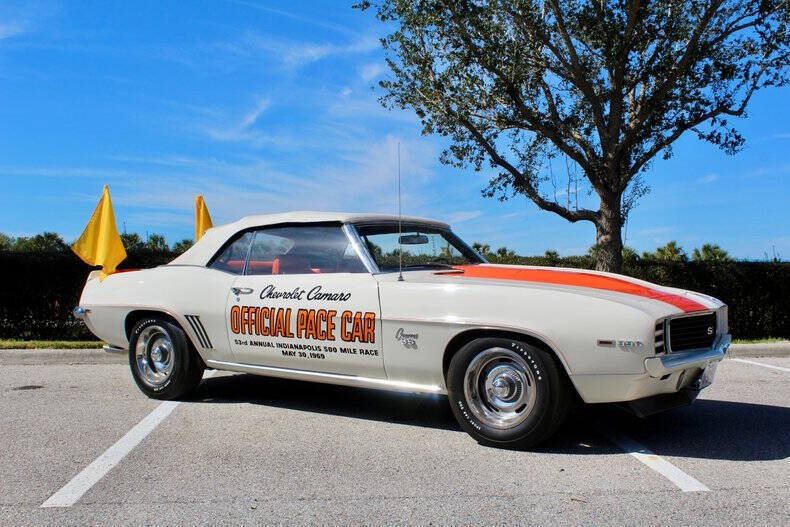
[456,113,598,223]
[546,0,609,150]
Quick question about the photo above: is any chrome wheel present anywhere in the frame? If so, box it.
[463,347,537,429]
[134,325,175,388]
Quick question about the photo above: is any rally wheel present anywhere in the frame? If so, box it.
[128,317,205,400]
[447,337,571,448]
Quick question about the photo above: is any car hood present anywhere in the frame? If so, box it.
[396,263,723,316]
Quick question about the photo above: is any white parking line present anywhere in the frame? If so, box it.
[41,400,179,507]
[601,430,710,492]
[41,372,215,508]
[730,358,790,373]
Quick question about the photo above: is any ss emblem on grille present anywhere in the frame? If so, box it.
[706,326,714,335]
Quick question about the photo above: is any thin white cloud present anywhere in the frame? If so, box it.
[743,164,790,178]
[226,0,359,37]
[445,210,483,223]
[196,97,298,149]
[0,20,25,40]
[8,134,440,232]
[227,31,379,69]
[359,62,384,82]
[0,166,134,179]
[638,226,674,237]
[0,2,57,42]
[239,98,270,128]
[699,173,717,183]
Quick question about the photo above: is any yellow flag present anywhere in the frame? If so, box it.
[72,185,127,281]
[195,195,213,241]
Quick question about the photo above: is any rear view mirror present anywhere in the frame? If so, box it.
[399,234,429,245]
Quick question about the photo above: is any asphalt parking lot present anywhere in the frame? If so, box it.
[1,351,787,525]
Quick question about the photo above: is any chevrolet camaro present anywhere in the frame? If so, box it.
[74,212,730,448]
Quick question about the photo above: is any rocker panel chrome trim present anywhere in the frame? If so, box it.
[205,359,443,394]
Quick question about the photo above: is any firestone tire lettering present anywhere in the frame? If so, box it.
[446,337,571,449]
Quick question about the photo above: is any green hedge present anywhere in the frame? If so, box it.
[0,250,174,340]
[0,251,787,340]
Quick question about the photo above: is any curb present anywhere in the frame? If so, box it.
[0,349,127,365]
[728,342,790,358]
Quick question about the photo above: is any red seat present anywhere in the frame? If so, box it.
[272,255,312,275]
[246,260,274,274]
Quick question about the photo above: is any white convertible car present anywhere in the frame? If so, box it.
[75,212,730,447]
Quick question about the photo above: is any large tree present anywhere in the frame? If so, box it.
[358,0,789,272]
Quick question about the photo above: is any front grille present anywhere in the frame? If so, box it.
[668,312,717,352]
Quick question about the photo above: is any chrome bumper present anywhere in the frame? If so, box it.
[644,334,731,378]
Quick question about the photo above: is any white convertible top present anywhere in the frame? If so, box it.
[169,211,449,266]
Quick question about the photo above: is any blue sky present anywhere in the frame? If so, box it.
[1,1,788,259]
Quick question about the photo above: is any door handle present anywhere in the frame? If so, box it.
[231,287,254,295]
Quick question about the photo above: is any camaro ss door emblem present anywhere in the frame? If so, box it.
[395,328,419,349]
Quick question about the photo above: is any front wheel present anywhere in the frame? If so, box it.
[128,317,205,400]
[447,337,571,448]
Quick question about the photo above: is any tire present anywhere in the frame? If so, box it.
[128,317,205,400]
[447,337,571,449]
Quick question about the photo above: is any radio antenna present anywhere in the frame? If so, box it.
[397,142,404,282]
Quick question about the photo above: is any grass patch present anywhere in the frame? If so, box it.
[732,337,787,345]
[0,340,104,350]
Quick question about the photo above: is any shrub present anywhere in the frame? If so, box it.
[0,251,787,340]
[0,250,174,340]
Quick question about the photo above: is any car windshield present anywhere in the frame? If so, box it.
[355,223,484,271]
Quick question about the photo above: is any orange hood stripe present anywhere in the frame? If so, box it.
[447,265,708,313]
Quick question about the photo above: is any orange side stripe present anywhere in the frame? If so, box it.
[448,266,708,313]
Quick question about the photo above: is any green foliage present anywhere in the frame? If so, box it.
[0,339,103,349]
[543,250,560,266]
[0,250,175,340]
[359,0,790,272]
[0,246,788,339]
[643,241,688,262]
[472,242,490,254]
[145,233,169,252]
[0,233,12,251]
[693,244,732,262]
[621,247,640,266]
[494,246,517,261]
[172,239,194,254]
[472,243,520,264]
[0,235,787,339]
[120,232,144,251]
[12,232,69,252]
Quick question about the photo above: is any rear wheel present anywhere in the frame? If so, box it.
[128,317,204,400]
[447,337,571,448]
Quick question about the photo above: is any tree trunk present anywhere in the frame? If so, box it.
[595,194,623,273]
